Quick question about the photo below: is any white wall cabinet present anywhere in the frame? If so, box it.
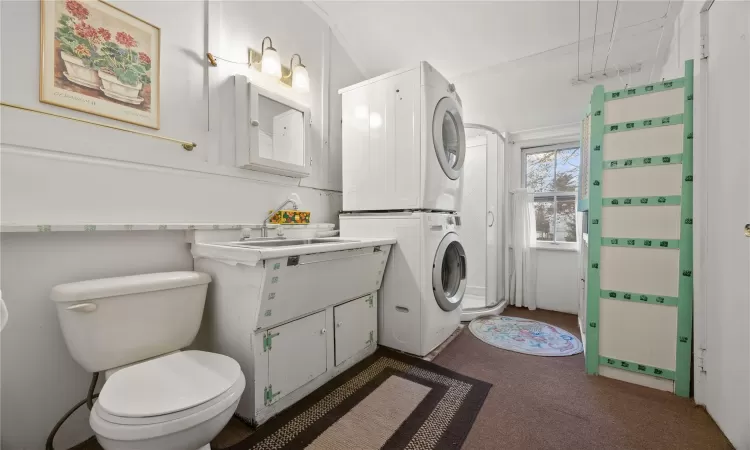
[334,294,377,366]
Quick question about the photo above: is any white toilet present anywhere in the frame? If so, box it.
[51,271,245,450]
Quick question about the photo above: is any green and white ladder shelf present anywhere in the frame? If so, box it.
[581,60,694,397]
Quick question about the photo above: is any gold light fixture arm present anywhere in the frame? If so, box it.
[284,54,303,79]
[261,36,274,55]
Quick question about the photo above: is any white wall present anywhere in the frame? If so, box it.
[0,1,364,226]
[534,248,580,314]
[0,1,364,448]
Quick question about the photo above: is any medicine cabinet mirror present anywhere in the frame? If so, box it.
[234,75,311,177]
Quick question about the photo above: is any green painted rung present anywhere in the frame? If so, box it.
[605,78,685,101]
[601,237,679,249]
[599,356,676,380]
[603,154,683,170]
[600,290,678,306]
[604,114,684,134]
[602,196,681,206]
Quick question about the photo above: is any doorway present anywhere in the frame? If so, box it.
[459,124,506,321]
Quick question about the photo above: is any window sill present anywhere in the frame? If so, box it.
[532,242,579,252]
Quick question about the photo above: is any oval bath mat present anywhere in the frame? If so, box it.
[469,315,583,356]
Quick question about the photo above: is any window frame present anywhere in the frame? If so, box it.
[521,141,580,251]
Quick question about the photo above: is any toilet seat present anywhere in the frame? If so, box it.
[90,350,245,442]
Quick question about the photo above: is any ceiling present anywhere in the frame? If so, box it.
[310,0,680,81]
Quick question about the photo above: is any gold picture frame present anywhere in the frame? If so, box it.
[40,0,161,129]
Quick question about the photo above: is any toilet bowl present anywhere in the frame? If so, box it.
[90,351,245,450]
[51,272,245,450]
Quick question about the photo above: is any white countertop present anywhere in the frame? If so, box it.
[0,223,335,233]
[191,237,396,266]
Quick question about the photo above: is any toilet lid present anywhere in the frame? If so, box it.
[98,350,242,418]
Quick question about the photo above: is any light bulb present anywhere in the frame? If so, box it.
[369,112,382,129]
[292,64,310,93]
[261,47,281,78]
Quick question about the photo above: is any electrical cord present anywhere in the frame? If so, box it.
[45,372,100,450]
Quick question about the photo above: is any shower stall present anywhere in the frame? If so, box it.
[460,124,507,321]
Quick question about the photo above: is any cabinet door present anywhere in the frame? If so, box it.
[334,294,377,366]
[267,311,327,405]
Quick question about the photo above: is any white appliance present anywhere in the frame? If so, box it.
[51,272,245,450]
[340,61,466,212]
[340,212,466,356]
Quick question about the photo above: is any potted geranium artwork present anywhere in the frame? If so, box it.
[42,0,160,128]
[55,0,102,88]
[94,31,151,104]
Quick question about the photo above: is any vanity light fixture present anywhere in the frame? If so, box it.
[260,36,281,78]
[288,54,310,93]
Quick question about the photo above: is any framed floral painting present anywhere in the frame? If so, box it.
[40,0,160,129]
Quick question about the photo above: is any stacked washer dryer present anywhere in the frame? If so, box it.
[339,62,468,357]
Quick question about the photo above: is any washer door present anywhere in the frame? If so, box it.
[432,97,466,180]
[432,232,467,311]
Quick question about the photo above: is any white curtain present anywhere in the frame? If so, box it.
[507,188,538,310]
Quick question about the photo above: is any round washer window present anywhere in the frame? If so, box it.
[442,111,460,168]
[441,241,464,298]
[432,233,467,312]
[432,97,466,180]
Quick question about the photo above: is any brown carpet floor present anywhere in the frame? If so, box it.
[72,307,732,450]
[434,307,733,450]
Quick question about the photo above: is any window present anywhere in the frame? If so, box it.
[522,143,580,247]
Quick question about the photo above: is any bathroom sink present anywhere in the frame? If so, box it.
[224,238,358,248]
[192,236,395,267]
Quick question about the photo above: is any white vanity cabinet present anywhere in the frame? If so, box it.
[255,311,328,409]
[191,238,393,426]
[334,294,377,366]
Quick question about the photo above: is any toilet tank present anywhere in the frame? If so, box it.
[51,272,211,373]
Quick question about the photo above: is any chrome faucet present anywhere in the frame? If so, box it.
[261,198,299,237]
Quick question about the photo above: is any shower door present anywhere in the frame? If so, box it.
[460,125,505,321]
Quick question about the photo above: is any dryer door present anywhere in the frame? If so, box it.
[433,97,466,180]
[433,232,467,311]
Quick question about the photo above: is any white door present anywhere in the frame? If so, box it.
[334,294,377,366]
[266,311,327,406]
[433,97,466,179]
[703,2,750,448]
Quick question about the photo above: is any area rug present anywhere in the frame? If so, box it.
[225,347,491,450]
[468,315,583,356]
